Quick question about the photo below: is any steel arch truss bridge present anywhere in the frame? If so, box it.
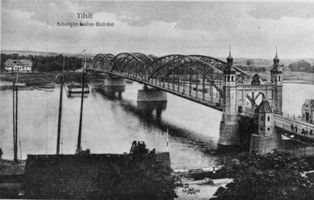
[90,53,250,111]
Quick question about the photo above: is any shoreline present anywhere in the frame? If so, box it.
[0,71,313,85]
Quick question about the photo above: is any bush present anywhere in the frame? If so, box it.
[214,151,314,200]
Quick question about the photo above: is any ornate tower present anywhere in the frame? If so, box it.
[270,50,283,114]
[255,99,274,137]
[250,98,278,154]
[218,51,239,147]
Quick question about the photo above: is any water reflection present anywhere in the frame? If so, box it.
[0,81,313,169]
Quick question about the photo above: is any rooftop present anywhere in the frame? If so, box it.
[256,100,273,113]
[23,150,172,199]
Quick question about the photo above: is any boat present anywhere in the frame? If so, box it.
[35,83,55,91]
[125,79,133,84]
[65,82,90,97]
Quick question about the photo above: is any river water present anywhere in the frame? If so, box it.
[0,81,313,169]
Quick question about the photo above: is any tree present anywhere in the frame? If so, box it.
[214,151,314,200]
[246,59,255,66]
[0,53,82,72]
[288,60,314,73]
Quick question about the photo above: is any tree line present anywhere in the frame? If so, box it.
[0,53,83,72]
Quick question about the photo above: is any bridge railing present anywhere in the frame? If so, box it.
[280,112,311,124]
[117,72,223,109]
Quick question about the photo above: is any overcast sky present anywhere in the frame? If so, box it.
[1,0,314,58]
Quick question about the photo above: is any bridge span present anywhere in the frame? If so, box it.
[89,51,314,154]
[90,53,251,112]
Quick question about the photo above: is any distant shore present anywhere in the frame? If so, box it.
[0,71,107,86]
[0,71,313,86]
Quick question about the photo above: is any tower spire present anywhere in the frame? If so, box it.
[229,44,232,57]
[275,46,278,57]
[273,46,280,64]
[226,45,234,72]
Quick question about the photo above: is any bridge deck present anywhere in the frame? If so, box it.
[274,114,314,140]
[91,70,223,111]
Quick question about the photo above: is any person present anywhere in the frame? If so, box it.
[0,148,3,160]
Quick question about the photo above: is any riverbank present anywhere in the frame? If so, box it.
[1,70,313,87]
[0,71,107,87]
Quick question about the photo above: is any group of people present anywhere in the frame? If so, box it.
[291,124,313,136]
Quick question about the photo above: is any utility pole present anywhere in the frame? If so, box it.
[56,57,65,155]
[12,81,16,162]
[77,50,86,153]
[13,72,19,163]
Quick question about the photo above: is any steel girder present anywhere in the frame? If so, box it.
[146,55,225,96]
[111,53,150,75]
[91,53,251,97]
[91,53,114,71]
[190,55,251,83]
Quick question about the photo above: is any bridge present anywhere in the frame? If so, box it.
[89,51,314,154]
[90,53,251,111]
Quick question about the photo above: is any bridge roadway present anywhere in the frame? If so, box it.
[243,110,314,140]
[274,114,314,141]
[91,70,224,111]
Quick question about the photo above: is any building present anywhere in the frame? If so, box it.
[250,99,278,154]
[255,99,275,136]
[302,99,314,123]
[23,142,174,199]
[4,59,32,72]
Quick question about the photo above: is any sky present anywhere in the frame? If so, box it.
[1,0,314,58]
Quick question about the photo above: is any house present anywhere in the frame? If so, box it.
[4,59,32,72]
[302,99,314,123]
[22,142,174,199]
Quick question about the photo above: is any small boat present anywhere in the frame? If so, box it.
[35,83,55,91]
[65,82,90,97]
[39,83,55,89]
[125,80,133,84]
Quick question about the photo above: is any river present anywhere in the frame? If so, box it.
[0,81,313,169]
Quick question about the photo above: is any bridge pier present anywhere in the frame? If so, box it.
[250,134,279,154]
[137,86,167,119]
[218,52,239,150]
[103,77,125,98]
[218,117,239,149]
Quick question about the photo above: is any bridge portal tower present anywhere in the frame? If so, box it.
[218,51,239,146]
[270,51,283,114]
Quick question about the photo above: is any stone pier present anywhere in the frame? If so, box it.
[137,86,167,119]
[250,134,279,154]
[103,77,125,98]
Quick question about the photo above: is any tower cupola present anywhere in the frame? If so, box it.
[273,52,280,65]
[224,49,236,84]
[224,50,236,74]
[270,48,283,84]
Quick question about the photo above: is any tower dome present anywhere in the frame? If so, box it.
[224,51,236,74]
[227,51,233,64]
[273,52,280,63]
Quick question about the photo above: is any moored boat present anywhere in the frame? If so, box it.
[65,82,90,97]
